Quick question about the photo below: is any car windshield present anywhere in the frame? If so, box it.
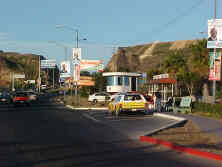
[15,92,27,97]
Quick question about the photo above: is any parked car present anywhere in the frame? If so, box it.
[25,91,38,101]
[88,92,111,104]
[0,91,12,104]
[108,93,153,116]
[13,92,30,106]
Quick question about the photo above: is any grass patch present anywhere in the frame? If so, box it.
[64,95,109,108]
[192,102,222,120]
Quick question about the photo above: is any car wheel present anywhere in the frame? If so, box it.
[93,99,98,104]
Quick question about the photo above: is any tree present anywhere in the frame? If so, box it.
[189,39,209,78]
[92,72,106,92]
[189,39,210,97]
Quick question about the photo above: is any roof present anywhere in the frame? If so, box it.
[102,72,141,77]
[148,78,176,84]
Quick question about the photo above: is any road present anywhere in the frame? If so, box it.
[0,93,221,167]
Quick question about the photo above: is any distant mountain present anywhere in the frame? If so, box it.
[105,40,197,73]
[0,51,59,88]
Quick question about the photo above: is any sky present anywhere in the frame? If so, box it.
[0,0,222,68]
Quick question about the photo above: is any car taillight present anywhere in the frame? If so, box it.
[145,103,148,109]
[119,104,122,108]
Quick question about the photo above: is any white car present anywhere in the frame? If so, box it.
[88,92,111,104]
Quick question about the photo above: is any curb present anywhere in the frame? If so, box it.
[144,113,187,136]
[154,113,185,121]
[66,105,108,111]
[140,136,222,163]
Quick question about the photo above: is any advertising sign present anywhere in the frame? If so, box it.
[60,73,71,78]
[41,60,56,69]
[60,61,70,73]
[72,48,82,62]
[209,52,221,81]
[80,60,104,72]
[207,19,222,48]
[73,65,80,82]
[14,74,25,79]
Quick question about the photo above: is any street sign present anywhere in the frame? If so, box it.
[14,74,25,79]
[41,60,56,69]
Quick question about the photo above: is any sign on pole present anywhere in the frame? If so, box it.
[207,19,222,48]
[41,60,56,69]
[72,48,82,61]
[14,74,25,79]
[209,52,221,81]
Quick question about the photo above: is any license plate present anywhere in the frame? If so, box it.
[132,109,137,111]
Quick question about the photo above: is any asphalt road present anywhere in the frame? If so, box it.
[0,93,221,167]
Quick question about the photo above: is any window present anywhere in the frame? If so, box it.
[124,77,129,86]
[117,76,123,85]
[107,76,114,86]
[114,96,122,102]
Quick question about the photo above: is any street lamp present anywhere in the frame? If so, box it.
[48,41,71,102]
[56,25,87,106]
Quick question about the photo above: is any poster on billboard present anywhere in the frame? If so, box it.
[72,48,82,62]
[60,61,70,73]
[209,52,221,81]
[80,60,104,72]
[207,19,222,48]
[73,65,80,82]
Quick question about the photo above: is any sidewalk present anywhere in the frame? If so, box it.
[164,112,222,143]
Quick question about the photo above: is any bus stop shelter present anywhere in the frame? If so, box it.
[147,76,176,104]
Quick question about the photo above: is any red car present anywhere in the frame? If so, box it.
[13,92,30,106]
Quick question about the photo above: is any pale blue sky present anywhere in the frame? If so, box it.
[0,0,221,66]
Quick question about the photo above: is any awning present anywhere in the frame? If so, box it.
[148,78,176,84]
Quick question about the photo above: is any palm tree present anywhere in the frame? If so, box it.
[189,39,210,97]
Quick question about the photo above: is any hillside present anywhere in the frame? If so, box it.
[0,51,58,88]
[106,40,198,73]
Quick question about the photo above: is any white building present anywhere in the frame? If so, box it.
[102,72,141,93]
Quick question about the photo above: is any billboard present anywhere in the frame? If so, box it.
[72,48,82,61]
[60,61,70,73]
[209,52,221,81]
[80,60,104,72]
[207,19,222,48]
[73,65,80,82]
[41,60,56,69]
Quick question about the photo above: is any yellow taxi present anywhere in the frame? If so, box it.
[108,93,153,116]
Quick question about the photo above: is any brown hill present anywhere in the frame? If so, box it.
[106,40,197,72]
[0,51,58,88]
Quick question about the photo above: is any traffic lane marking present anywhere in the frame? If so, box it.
[103,115,154,121]
[82,113,101,123]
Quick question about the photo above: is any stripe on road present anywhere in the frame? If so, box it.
[82,113,100,123]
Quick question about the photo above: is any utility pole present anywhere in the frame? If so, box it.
[74,29,79,106]
[38,55,41,93]
[212,0,216,104]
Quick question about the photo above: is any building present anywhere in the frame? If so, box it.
[102,72,141,94]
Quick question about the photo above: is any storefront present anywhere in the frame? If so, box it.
[147,74,176,104]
